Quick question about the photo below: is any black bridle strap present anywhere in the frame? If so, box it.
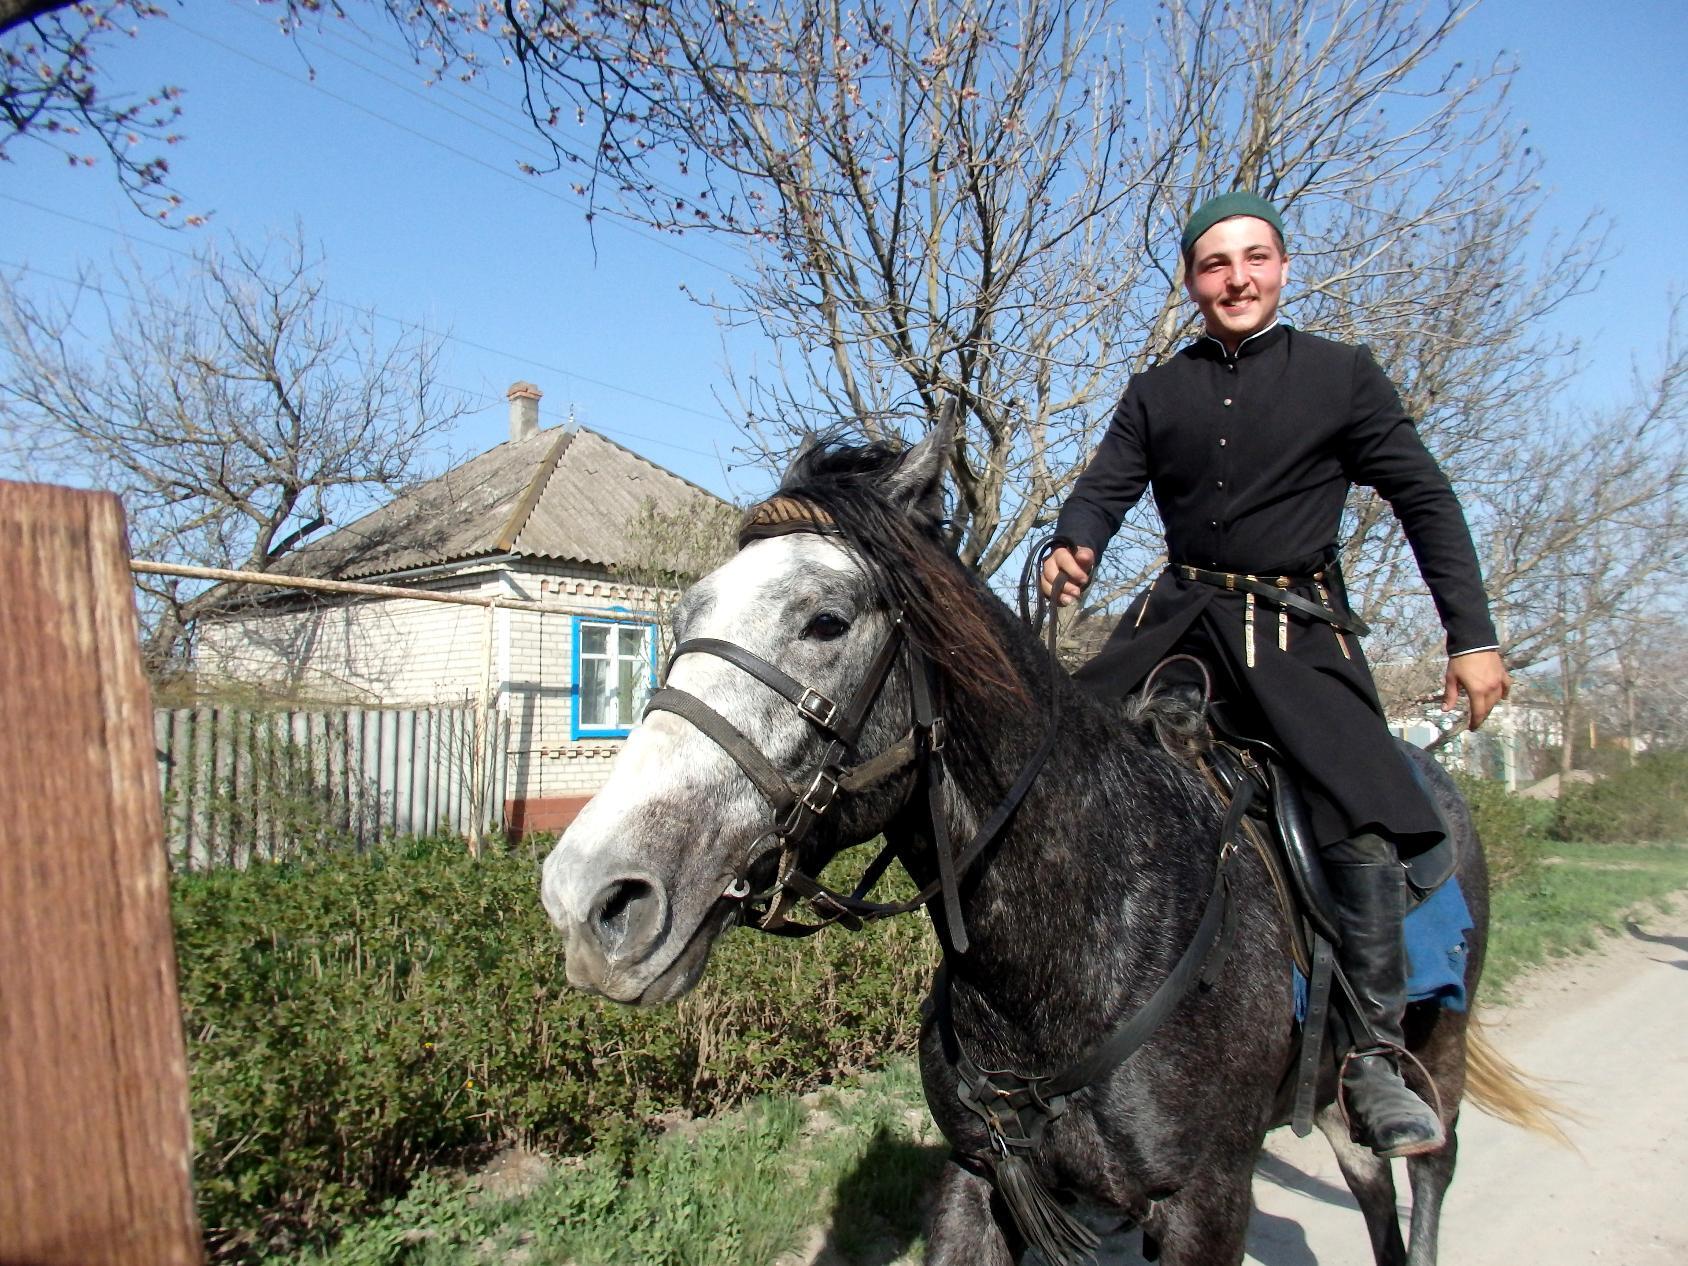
[671,637,851,737]
[912,657,968,953]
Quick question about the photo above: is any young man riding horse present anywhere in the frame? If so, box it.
[1040,191,1511,1159]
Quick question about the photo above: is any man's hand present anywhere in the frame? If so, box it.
[1040,544,1095,606]
[1443,650,1511,731]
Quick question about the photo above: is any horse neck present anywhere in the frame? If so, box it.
[891,600,1214,1059]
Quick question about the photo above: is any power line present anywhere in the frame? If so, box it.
[0,194,731,429]
[0,253,735,465]
[171,14,737,279]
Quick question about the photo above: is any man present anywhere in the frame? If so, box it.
[1040,191,1509,1158]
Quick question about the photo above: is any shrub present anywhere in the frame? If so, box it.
[172,835,935,1261]
[1554,751,1688,843]
[1453,773,1547,887]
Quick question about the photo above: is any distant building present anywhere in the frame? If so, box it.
[196,383,732,835]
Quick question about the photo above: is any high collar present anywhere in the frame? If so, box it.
[1197,318,1287,361]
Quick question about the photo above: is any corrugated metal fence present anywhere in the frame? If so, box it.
[154,703,509,868]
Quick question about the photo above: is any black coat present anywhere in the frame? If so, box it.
[1055,322,1497,853]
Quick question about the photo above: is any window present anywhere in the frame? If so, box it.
[573,617,655,738]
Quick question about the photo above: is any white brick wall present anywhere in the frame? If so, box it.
[197,562,676,805]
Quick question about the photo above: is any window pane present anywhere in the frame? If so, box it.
[580,656,610,726]
[617,655,649,726]
[618,625,647,657]
[582,625,609,656]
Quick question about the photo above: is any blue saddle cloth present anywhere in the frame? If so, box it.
[1294,877,1473,1021]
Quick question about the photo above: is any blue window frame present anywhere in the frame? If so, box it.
[571,615,657,739]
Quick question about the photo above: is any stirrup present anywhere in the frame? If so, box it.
[1338,1045,1447,1158]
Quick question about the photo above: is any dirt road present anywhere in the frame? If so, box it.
[1095,900,1688,1264]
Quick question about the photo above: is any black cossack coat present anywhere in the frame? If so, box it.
[1055,323,1498,854]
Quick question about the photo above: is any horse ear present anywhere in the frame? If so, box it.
[779,432,823,487]
[885,400,956,525]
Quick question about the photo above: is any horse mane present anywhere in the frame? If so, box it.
[776,434,1031,711]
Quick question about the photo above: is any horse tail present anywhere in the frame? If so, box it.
[1463,1013,1574,1145]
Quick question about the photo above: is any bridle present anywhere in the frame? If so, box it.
[640,494,1060,952]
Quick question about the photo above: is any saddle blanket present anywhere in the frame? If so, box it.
[1294,876,1474,1020]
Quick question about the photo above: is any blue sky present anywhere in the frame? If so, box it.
[3,0,1684,504]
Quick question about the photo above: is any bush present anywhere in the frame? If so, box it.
[1554,751,1688,843]
[172,836,935,1261]
[1453,773,1548,887]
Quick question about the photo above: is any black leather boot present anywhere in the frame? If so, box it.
[1327,849,1446,1158]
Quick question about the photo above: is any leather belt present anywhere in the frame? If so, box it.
[1174,564,1370,636]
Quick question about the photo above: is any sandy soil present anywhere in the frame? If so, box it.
[1085,899,1688,1265]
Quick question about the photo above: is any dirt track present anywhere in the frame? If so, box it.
[1094,899,1688,1264]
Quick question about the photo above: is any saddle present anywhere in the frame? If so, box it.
[1169,687,1462,1136]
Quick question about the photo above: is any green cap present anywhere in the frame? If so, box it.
[1180,191,1285,258]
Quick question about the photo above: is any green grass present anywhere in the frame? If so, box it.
[287,1061,945,1266]
[282,839,1688,1265]
[1482,841,1688,997]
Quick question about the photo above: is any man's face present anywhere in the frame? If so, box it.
[1183,216,1289,347]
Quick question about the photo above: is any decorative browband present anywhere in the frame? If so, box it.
[737,495,839,547]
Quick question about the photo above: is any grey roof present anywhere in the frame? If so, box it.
[276,426,729,581]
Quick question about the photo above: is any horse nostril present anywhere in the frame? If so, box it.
[589,877,664,960]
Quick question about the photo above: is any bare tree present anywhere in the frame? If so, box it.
[610,495,742,660]
[0,230,466,669]
[379,0,1595,589]
[1371,303,1688,742]
[0,2,190,218]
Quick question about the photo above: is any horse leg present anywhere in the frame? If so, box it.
[1143,1167,1254,1266]
[1316,1104,1407,1266]
[1404,1115,1458,1265]
[923,1159,1016,1266]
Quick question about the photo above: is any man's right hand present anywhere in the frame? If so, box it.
[1040,544,1095,606]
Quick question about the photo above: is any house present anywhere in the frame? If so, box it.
[195,383,734,836]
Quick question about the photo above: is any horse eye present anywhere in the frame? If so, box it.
[802,612,850,641]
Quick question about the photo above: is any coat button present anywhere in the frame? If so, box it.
[1219,438,1228,446]
[1216,479,1224,489]
[1223,398,1233,406]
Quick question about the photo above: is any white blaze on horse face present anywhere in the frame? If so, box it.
[540,532,881,1004]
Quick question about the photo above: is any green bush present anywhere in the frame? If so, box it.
[1453,773,1547,887]
[172,836,935,1262]
[1554,751,1688,843]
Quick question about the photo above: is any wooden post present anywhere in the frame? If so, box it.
[0,482,203,1265]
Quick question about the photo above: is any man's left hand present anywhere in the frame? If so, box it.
[1443,650,1511,731]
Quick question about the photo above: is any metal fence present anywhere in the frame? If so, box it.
[154,703,509,868]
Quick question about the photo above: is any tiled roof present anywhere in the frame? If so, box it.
[275,426,728,580]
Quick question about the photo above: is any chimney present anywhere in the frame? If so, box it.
[507,381,542,441]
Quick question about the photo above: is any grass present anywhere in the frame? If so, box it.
[284,839,1688,1265]
[286,1061,947,1266]
[1481,840,1688,996]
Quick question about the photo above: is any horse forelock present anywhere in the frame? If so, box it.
[771,436,1030,712]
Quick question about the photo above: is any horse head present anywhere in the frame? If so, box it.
[542,418,1001,1005]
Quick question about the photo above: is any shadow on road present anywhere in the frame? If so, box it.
[1245,1209,1324,1266]
[1625,919,1688,968]
[1253,1150,1359,1210]
[811,1127,947,1265]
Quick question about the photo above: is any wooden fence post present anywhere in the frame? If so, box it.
[0,481,203,1265]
